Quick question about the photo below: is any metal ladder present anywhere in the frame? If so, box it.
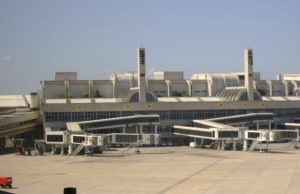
[248,140,259,152]
[73,144,85,155]
[279,138,299,150]
[120,140,141,154]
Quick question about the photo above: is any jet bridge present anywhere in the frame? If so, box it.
[174,119,245,150]
[173,113,292,151]
[45,115,161,155]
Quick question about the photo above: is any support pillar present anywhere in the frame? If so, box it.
[218,141,222,150]
[267,120,271,152]
[243,139,248,151]
[154,125,158,147]
[233,140,236,151]
[51,145,56,155]
[122,126,126,134]
[295,129,299,149]
[201,138,204,148]
[68,144,73,155]
[221,140,225,151]
[60,145,64,155]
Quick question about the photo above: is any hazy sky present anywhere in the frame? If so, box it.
[1,0,300,94]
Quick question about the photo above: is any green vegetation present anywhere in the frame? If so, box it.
[59,94,73,99]
[81,90,102,98]
[172,90,188,97]
[94,90,102,98]
[257,88,267,96]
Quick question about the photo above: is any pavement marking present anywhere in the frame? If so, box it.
[158,159,222,194]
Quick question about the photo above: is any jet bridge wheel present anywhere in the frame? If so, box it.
[135,150,141,154]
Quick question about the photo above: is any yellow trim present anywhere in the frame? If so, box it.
[76,105,83,111]
[124,104,131,109]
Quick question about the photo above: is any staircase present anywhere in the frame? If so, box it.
[248,140,259,152]
[120,140,141,154]
[73,144,85,155]
[279,138,299,150]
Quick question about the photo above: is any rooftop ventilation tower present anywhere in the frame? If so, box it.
[137,48,146,102]
[244,48,254,101]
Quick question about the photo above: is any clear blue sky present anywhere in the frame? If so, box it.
[1,0,300,94]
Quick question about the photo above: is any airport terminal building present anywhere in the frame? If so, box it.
[2,47,300,151]
[40,48,300,138]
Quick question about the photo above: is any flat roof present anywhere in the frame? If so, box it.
[0,95,28,108]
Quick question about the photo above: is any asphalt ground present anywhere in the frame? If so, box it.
[0,144,300,194]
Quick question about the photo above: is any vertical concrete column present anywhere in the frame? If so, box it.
[122,126,126,134]
[267,81,273,96]
[111,74,117,98]
[68,144,73,155]
[137,48,146,102]
[283,81,289,96]
[217,141,222,150]
[243,139,248,151]
[244,48,254,101]
[295,129,299,149]
[187,80,192,97]
[256,121,260,130]
[166,80,171,97]
[221,140,225,151]
[60,145,64,155]
[154,125,158,147]
[233,140,236,151]
[51,145,56,155]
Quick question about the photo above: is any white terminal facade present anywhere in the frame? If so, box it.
[41,48,300,139]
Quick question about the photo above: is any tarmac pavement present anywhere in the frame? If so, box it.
[0,145,300,194]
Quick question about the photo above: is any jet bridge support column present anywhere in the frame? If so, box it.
[221,140,225,151]
[233,140,236,151]
[217,141,222,150]
[154,125,158,146]
[201,138,204,148]
[243,139,248,151]
[68,144,73,155]
[267,120,271,152]
[60,145,64,155]
[296,129,299,148]
[51,145,56,155]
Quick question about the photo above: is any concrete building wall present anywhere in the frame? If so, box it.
[170,80,189,97]
[269,81,286,96]
[148,80,168,97]
[209,75,226,96]
[68,80,90,98]
[92,80,114,98]
[154,71,184,80]
[254,80,270,96]
[43,81,66,99]
[282,74,300,81]
[111,73,138,97]
[190,80,209,97]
